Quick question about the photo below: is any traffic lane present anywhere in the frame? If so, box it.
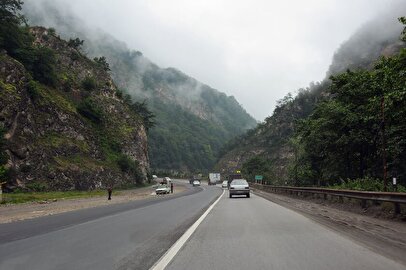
[166,192,404,270]
[0,186,222,270]
[0,180,193,244]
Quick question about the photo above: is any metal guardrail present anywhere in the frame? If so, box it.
[251,183,406,214]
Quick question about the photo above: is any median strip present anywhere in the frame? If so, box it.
[150,189,225,270]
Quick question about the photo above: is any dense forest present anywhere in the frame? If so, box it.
[217,16,406,190]
[24,1,257,173]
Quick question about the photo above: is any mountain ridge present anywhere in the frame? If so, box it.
[24,1,257,173]
[216,12,406,184]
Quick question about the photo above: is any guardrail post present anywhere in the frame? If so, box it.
[338,196,343,203]
[360,199,367,209]
[394,203,401,215]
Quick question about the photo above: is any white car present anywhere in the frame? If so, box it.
[221,180,228,189]
[192,180,201,186]
[229,179,250,198]
[155,184,170,195]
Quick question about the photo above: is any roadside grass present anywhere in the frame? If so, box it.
[0,182,156,205]
[328,178,406,193]
[0,190,117,205]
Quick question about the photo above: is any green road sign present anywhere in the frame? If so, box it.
[255,175,263,181]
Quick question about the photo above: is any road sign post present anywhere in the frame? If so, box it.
[255,175,263,184]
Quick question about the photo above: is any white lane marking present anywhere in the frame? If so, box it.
[150,189,225,270]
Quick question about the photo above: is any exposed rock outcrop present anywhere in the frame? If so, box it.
[0,27,149,190]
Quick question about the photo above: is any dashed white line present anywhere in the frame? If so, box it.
[150,189,225,270]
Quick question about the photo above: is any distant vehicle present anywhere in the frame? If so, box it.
[221,181,228,189]
[152,175,158,180]
[209,173,221,185]
[192,180,201,186]
[162,177,171,185]
[190,175,201,184]
[229,179,250,198]
[227,173,242,187]
[155,184,170,195]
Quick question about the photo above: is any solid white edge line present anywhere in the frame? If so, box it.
[150,189,225,270]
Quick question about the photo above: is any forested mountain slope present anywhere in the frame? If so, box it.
[0,3,150,190]
[24,1,257,173]
[216,13,406,187]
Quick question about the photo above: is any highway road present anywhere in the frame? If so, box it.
[165,192,405,270]
[0,181,221,270]
[1,184,404,270]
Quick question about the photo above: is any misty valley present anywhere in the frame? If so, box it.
[1,1,406,270]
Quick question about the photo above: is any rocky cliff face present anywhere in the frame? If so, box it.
[0,27,149,190]
[23,2,257,173]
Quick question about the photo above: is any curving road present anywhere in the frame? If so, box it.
[0,181,222,270]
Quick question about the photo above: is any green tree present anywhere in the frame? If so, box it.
[67,38,84,49]
[32,47,57,86]
[0,0,31,59]
[129,101,155,131]
[94,56,110,71]
[297,46,406,186]
[81,76,97,91]
[399,17,406,41]
[242,156,273,183]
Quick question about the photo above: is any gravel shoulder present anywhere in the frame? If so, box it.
[0,183,187,224]
[253,188,406,266]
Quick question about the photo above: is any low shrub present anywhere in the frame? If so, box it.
[117,155,143,184]
[26,80,40,100]
[77,98,103,123]
[330,177,406,192]
[31,47,57,86]
[81,76,97,91]
[26,182,48,192]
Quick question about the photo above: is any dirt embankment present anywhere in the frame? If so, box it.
[0,183,187,224]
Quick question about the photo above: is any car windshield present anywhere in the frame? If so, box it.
[231,179,248,185]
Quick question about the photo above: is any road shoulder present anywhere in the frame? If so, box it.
[0,182,187,224]
[253,188,406,266]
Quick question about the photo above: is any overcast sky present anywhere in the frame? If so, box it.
[43,0,404,120]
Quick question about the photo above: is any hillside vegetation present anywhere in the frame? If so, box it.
[217,15,406,190]
[24,1,257,173]
[0,1,150,191]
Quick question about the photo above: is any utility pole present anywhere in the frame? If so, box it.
[381,96,388,192]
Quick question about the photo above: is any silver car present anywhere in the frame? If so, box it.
[229,179,250,198]
[221,180,228,189]
[192,180,201,186]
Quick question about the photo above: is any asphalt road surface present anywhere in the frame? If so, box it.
[1,185,404,270]
[166,192,405,270]
[0,182,222,270]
